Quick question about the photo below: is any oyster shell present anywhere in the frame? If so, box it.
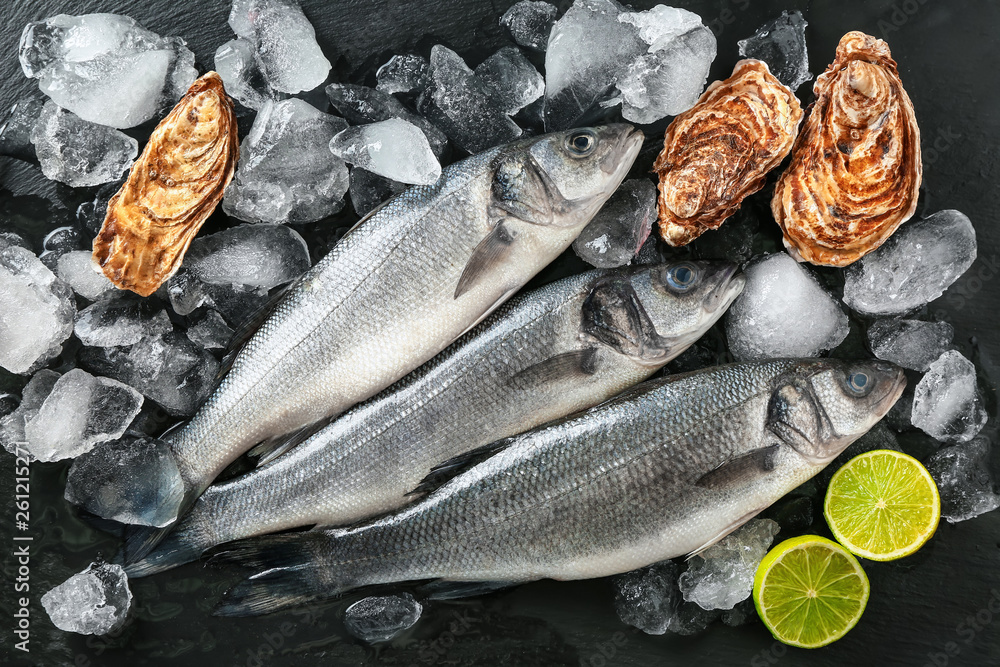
[771,31,921,267]
[654,59,803,247]
[93,72,239,297]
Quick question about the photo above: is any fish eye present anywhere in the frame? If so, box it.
[845,371,871,396]
[566,130,597,157]
[664,263,698,292]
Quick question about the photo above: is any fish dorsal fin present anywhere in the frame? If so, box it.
[506,348,600,388]
[695,444,780,490]
[407,437,517,497]
[246,417,335,468]
[490,152,554,226]
[454,222,516,299]
[581,276,668,365]
[685,507,766,560]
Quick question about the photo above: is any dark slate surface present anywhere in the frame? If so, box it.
[1,1,999,666]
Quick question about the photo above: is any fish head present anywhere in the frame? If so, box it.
[768,359,907,465]
[506,124,642,228]
[581,261,744,367]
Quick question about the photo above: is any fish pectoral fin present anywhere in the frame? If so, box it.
[506,348,600,387]
[420,579,518,600]
[695,444,781,490]
[454,222,516,299]
[248,418,336,468]
[407,437,518,497]
[685,507,768,560]
[581,276,668,363]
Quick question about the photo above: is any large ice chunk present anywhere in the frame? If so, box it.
[42,562,132,635]
[572,179,656,268]
[19,13,197,129]
[500,1,558,52]
[544,0,715,129]
[475,47,545,116]
[183,223,311,289]
[738,11,812,91]
[223,99,349,224]
[418,46,522,155]
[330,119,441,186]
[0,96,44,162]
[867,319,954,372]
[0,242,75,374]
[228,0,331,94]
[678,519,779,610]
[2,368,142,462]
[925,437,1000,523]
[376,55,429,95]
[75,293,173,348]
[843,210,977,316]
[613,560,680,635]
[30,101,137,188]
[214,38,276,110]
[911,350,987,443]
[725,252,849,361]
[186,310,234,350]
[343,594,423,643]
[326,84,449,160]
[349,168,407,218]
[56,251,114,300]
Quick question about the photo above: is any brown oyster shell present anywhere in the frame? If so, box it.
[771,31,921,267]
[654,59,803,247]
[93,72,238,297]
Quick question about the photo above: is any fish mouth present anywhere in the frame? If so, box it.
[575,126,645,221]
[872,363,908,413]
[703,264,746,315]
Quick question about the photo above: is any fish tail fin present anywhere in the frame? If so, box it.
[64,434,189,529]
[210,531,365,617]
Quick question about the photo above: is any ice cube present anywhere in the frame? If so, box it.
[0,96,44,162]
[13,368,142,462]
[678,519,779,610]
[376,54,429,95]
[165,274,269,327]
[30,101,138,188]
[867,319,954,372]
[75,292,173,348]
[41,561,132,635]
[19,13,197,129]
[0,369,61,456]
[349,168,407,218]
[186,310,234,350]
[543,0,714,129]
[325,84,449,160]
[737,11,812,91]
[78,333,219,417]
[911,350,987,443]
[223,99,349,224]
[418,45,522,155]
[228,0,331,94]
[343,594,423,643]
[843,210,977,316]
[182,223,311,289]
[0,242,75,375]
[925,437,1000,523]
[56,250,114,300]
[500,1,558,52]
[39,225,86,272]
[330,119,441,186]
[572,179,656,268]
[612,560,680,635]
[725,252,849,361]
[214,38,277,110]
[475,47,544,116]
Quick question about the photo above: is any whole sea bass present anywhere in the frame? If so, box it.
[213,358,905,616]
[67,126,644,529]
[127,260,745,575]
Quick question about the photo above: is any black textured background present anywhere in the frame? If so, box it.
[1,1,999,665]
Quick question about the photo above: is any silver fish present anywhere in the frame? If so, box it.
[67,125,644,529]
[212,358,905,616]
[126,260,744,575]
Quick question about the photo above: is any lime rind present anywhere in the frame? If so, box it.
[824,449,941,561]
[753,535,869,649]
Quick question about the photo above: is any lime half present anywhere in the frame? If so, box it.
[753,535,869,648]
[824,449,940,561]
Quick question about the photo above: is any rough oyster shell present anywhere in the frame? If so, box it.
[654,59,803,247]
[93,72,239,297]
[772,31,921,267]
